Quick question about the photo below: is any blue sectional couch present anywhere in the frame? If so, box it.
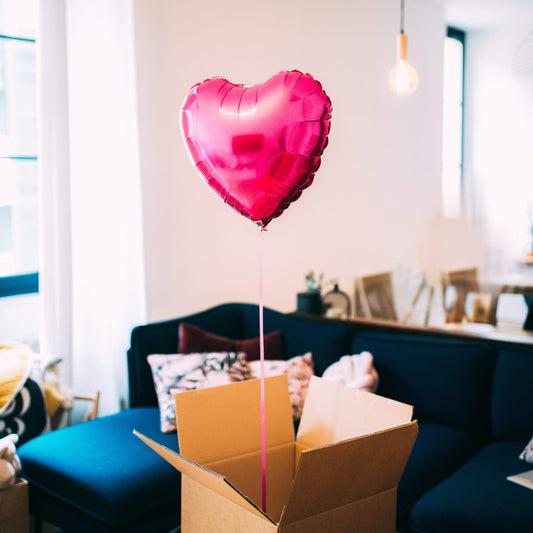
[19,302,533,532]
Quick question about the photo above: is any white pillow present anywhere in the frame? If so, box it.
[322,351,379,393]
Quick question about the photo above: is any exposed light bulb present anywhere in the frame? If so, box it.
[388,59,419,95]
[389,30,419,96]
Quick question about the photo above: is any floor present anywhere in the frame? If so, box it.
[32,518,180,533]
[42,524,62,533]
[29,517,63,533]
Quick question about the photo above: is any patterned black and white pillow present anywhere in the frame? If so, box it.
[147,352,251,433]
[0,378,48,445]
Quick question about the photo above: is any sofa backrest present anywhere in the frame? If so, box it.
[240,305,352,376]
[129,303,532,443]
[491,346,533,442]
[128,302,352,407]
[351,330,496,440]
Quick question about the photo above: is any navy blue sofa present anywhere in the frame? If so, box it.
[18,302,533,532]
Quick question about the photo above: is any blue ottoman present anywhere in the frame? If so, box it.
[19,408,181,533]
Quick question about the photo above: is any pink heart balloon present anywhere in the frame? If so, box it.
[180,70,332,228]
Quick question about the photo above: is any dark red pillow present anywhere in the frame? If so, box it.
[178,322,284,361]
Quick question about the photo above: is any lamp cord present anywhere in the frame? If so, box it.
[400,0,405,34]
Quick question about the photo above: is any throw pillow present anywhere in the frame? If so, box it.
[520,434,533,463]
[0,343,48,445]
[148,352,250,433]
[248,353,314,420]
[0,378,49,445]
[0,342,33,415]
[178,322,284,361]
[322,351,379,393]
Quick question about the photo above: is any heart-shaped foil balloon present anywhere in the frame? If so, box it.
[180,70,332,228]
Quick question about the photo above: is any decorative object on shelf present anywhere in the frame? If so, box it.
[512,28,533,74]
[523,204,533,264]
[355,272,399,322]
[297,271,323,315]
[305,270,323,292]
[322,279,351,319]
[388,0,419,96]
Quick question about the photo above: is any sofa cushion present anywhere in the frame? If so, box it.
[19,408,181,526]
[397,422,480,520]
[491,346,533,442]
[351,331,495,439]
[177,322,284,360]
[408,442,533,533]
[148,351,250,433]
[322,351,379,393]
[248,353,314,420]
[520,434,533,463]
[128,304,246,408]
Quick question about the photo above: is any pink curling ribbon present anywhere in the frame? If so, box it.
[259,228,267,513]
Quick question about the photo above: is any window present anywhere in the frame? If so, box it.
[0,0,38,297]
[442,27,465,219]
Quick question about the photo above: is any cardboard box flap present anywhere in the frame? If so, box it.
[279,421,418,526]
[297,376,413,448]
[133,431,274,524]
[176,375,294,465]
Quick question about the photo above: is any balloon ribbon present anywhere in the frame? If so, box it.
[259,228,267,513]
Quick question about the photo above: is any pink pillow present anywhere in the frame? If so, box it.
[322,351,379,393]
[248,353,314,420]
[178,322,284,361]
[147,352,250,433]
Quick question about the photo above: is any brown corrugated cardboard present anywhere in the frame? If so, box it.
[134,374,418,532]
[0,477,29,533]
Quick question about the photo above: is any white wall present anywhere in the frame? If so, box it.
[133,0,446,322]
[464,25,533,262]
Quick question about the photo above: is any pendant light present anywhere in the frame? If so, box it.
[388,0,419,96]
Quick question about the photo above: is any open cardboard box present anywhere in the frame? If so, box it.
[135,375,418,532]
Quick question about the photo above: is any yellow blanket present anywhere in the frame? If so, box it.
[0,343,34,415]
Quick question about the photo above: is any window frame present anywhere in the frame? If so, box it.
[441,26,466,218]
[447,26,465,184]
[0,30,38,298]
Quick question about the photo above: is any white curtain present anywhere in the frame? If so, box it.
[38,0,147,415]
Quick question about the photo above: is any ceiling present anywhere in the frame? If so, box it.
[443,0,533,30]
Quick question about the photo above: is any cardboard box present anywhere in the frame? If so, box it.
[135,375,418,533]
[0,477,29,533]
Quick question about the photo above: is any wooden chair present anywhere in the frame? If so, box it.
[51,391,101,429]
[67,392,100,425]
[354,272,398,321]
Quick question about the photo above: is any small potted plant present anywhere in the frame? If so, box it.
[297,271,324,315]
